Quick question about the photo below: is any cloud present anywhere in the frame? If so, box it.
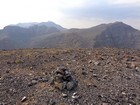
[123,18,140,30]
[55,0,140,29]
[0,0,140,29]
[60,0,140,20]
[110,0,140,5]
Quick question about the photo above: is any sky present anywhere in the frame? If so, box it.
[0,0,140,29]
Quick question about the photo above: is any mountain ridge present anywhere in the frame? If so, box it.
[10,21,66,30]
[0,22,62,49]
[32,21,140,49]
[0,21,140,49]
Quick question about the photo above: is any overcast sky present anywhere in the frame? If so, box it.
[0,0,140,29]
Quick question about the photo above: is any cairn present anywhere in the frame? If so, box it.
[51,66,78,91]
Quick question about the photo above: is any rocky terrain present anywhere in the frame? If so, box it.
[0,48,140,105]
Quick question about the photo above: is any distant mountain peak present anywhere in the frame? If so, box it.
[37,21,66,30]
[113,21,124,24]
[91,21,128,29]
[11,21,66,30]
[108,21,132,26]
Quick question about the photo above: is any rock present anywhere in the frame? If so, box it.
[7,61,11,64]
[126,57,136,61]
[88,60,93,64]
[54,81,66,90]
[63,71,72,81]
[54,74,63,83]
[131,62,136,68]
[28,80,38,87]
[81,71,87,75]
[121,92,126,95]
[30,67,33,69]
[102,103,109,105]
[66,80,77,91]
[50,77,55,85]
[21,96,27,102]
[72,92,80,99]
[126,62,137,69]
[49,99,56,105]
[93,74,98,77]
[9,88,16,93]
[126,77,131,80]
[73,92,77,96]
[41,78,48,82]
[6,70,9,73]
[14,60,24,64]
[103,75,107,79]
[89,69,93,72]
[135,67,140,72]
[94,61,100,66]
[56,66,67,75]
[62,93,68,98]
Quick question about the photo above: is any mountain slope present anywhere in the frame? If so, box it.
[94,22,138,48]
[0,23,62,49]
[32,22,140,49]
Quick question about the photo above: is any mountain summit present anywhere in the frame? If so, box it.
[12,21,65,30]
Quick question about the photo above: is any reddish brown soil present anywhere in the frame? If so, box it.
[0,48,140,105]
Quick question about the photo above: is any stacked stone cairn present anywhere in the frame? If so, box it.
[51,66,78,91]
